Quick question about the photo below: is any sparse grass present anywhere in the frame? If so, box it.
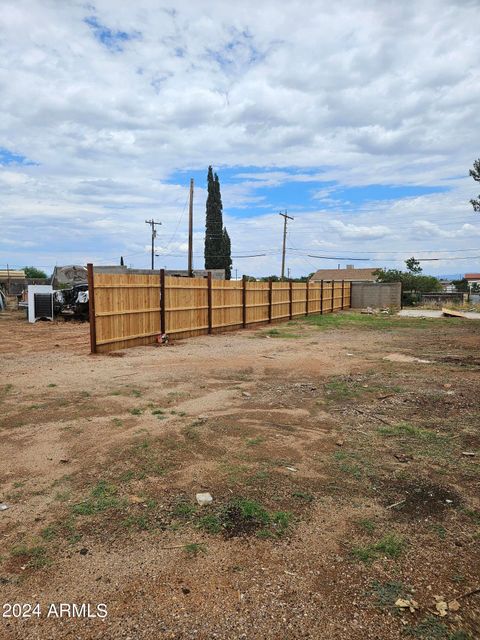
[351,533,406,563]
[404,615,471,639]
[292,491,314,502]
[246,437,264,446]
[79,391,91,398]
[112,418,123,427]
[151,408,164,415]
[430,524,447,540]
[47,383,57,388]
[1,383,14,397]
[71,481,124,516]
[367,579,409,608]
[197,498,293,538]
[12,544,49,569]
[172,502,196,519]
[305,312,434,332]
[122,514,150,531]
[131,389,142,397]
[40,525,57,541]
[54,490,71,502]
[357,518,376,534]
[184,543,207,557]
[260,328,301,339]
[129,408,143,416]
[378,422,449,459]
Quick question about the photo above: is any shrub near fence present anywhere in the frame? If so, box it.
[87,265,351,353]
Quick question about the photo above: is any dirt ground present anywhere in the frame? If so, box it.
[1,309,479,640]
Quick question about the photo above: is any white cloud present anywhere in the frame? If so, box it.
[0,0,479,276]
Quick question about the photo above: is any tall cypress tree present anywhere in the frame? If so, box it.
[204,166,224,270]
[222,227,232,280]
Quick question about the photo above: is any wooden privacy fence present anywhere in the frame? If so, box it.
[87,264,351,353]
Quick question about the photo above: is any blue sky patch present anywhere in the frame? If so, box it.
[168,166,449,220]
[0,147,36,166]
[84,16,139,51]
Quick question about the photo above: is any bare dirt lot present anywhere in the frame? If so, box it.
[1,310,479,640]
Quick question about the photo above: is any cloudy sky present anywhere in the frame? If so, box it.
[1,0,479,278]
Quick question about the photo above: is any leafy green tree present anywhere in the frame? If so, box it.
[469,158,480,212]
[452,278,469,292]
[222,227,232,280]
[471,282,480,294]
[374,268,442,293]
[405,257,422,274]
[24,266,47,279]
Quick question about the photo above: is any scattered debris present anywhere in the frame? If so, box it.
[157,333,169,345]
[395,597,419,613]
[383,353,432,364]
[361,306,376,315]
[0,503,10,511]
[461,451,476,457]
[386,499,406,510]
[448,599,460,612]
[394,453,412,463]
[286,466,298,472]
[59,458,70,464]
[196,492,213,506]
[442,307,467,319]
[433,595,448,617]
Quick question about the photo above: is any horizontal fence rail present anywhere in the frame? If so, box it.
[87,265,351,353]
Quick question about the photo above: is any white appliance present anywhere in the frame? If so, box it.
[27,285,54,323]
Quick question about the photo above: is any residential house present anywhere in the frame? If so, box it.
[310,264,379,283]
[464,273,480,290]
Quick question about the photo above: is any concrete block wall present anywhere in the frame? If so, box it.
[351,282,401,309]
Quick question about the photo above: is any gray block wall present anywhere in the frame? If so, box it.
[351,282,401,308]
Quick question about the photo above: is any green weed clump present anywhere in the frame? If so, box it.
[71,481,124,516]
[351,533,406,563]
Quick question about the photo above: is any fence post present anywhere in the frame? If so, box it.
[268,279,273,323]
[242,276,247,328]
[87,263,97,354]
[305,281,309,316]
[341,279,345,309]
[320,280,324,315]
[331,280,335,312]
[289,280,293,319]
[160,269,166,334]
[207,272,212,334]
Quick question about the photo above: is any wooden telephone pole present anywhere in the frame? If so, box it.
[279,211,294,280]
[145,219,162,270]
[188,178,194,277]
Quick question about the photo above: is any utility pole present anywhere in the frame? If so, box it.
[145,219,162,270]
[279,211,294,280]
[188,178,194,277]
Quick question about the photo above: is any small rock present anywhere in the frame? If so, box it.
[59,459,70,464]
[0,503,9,511]
[461,452,475,457]
[79,548,89,555]
[286,466,297,472]
[181,587,190,595]
[242,392,251,398]
[336,440,344,447]
[196,492,213,506]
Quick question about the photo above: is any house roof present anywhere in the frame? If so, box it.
[0,269,25,280]
[464,273,480,280]
[310,267,379,282]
